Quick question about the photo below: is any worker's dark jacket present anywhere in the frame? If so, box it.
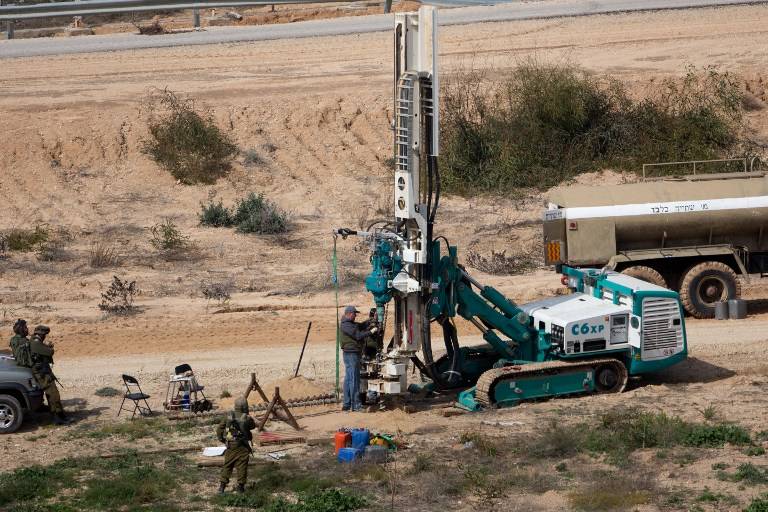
[29,335,54,374]
[339,318,372,353]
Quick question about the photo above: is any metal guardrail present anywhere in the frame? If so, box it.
[0,0,391,38]
[641,156,762,179]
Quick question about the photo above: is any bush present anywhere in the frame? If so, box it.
[233,193,290,234]
[243,148,265,167]
[746,495,768,512]
[99,276,139,314]
[440,61,750,194]
[530,407,752,464]
[141,89,238,185]
[200,278,235,306]
[718,463,768,485]
[4,225,49,252]
[150,219,190,253]
[199,200,234,227]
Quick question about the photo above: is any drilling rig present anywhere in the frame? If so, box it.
[335,6,688,410]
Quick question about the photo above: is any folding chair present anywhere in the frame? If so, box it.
[118,374,152,419]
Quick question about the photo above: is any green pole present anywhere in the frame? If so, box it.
[332,235,340,399]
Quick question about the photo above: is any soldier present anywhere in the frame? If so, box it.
[29,325,70,425]
[9,319,29,363]
[216,396,256,494]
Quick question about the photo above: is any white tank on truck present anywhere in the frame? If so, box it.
[543,164,766,318]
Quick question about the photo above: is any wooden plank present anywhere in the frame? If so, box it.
[256,431,306,446]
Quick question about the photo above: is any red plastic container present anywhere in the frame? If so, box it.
[334,431,351,454]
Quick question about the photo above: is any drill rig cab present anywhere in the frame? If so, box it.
[334,6,687,410]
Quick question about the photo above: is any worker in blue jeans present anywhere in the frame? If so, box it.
[339,305,378,411]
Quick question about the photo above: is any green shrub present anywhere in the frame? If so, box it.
[4,225,49,252]
[440,61,749,194]
[199,200,233,227]
[213,489,272,509]
[530,408,752,465]
[697,487,737,505]
[150,219,190,252]
[233,192,290,234]
[98,276,139,315]
[745,495,768,512]
[685,423,752,447]
[727,463,768,485]
[292,488,367,512]
[142,89,238,185]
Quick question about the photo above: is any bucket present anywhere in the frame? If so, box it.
[351,429,370,450]
[728,299,747,319]
[334,431,351,454]
[337,447,362,463]
[714,301,729,320]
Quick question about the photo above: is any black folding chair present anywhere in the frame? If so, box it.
[118,374,152,419]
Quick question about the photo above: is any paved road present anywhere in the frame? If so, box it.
[0,0,765,58]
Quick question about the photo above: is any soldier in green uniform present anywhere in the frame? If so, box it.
[216,396,256,494]
[29,325,70,425]
[9,319,30,363]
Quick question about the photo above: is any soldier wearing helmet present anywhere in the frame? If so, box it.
[215,396,256,494]
[29,325,70,425]
[9,319,29,363]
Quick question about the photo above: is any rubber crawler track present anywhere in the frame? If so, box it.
[475,358,628,408]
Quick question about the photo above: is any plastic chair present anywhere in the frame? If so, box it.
[118,374,152,419]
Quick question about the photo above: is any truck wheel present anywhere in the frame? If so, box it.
[0,394,23,434]
[679,261,741,319]
[621,266,667,288]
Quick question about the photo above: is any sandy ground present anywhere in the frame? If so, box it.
[1,4,768,509]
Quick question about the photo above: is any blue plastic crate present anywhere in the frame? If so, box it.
[337,447,362,463]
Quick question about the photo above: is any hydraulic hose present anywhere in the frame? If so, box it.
[421,310,462,389]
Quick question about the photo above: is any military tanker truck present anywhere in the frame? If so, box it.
[543,167,768,318]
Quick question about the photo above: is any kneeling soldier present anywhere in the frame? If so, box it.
[216,396,256,494]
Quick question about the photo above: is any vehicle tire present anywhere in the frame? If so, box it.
[0,394,23,434]
[621,266,668,288]
[679,261,741,319]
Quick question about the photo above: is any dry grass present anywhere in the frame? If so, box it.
[465,248,540,275]
[89,242,120,268]
[569,471,655,511]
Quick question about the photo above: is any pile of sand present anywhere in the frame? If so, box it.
[264,375,333,400]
